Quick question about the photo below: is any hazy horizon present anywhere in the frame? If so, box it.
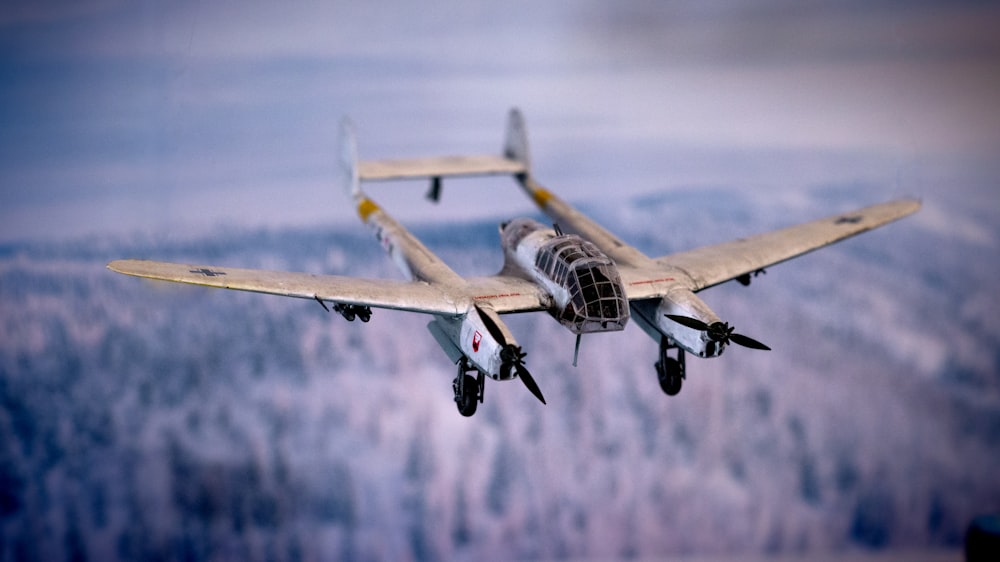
[2,1,999,242]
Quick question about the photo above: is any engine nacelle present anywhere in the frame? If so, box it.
[427,304,521,381]
[631,287,726,358]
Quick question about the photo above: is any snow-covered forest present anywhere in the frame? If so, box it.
[2,186,998,560]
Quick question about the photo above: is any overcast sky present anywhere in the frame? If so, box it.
[2,1,999,241]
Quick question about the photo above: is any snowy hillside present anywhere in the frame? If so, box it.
[1,187,998,561]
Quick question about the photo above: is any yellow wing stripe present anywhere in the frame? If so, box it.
[357,198,380,222]
[531,187,553,208]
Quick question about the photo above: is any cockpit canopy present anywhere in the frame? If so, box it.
[535,235,629,333]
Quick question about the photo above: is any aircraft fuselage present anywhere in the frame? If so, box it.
[499,218,629,335]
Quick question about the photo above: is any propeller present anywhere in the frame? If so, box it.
[501,345,546,404]
[665,314,771,351]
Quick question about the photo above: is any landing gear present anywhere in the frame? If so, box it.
[453,358,484,417]
[332,303,371,323]
[655,338,685,396]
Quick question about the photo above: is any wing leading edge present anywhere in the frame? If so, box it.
[658,198,922,292]
[107,259,550,316]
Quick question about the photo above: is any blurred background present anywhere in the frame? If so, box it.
[2,1,999,560]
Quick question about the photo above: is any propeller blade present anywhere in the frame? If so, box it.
[665,314,710,331]
[666,314,770,351]
[516,364,546,405]
[729,333,771,351]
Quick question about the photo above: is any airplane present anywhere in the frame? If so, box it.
[108,109,921,417]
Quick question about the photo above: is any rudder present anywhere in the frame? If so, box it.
[504,107,530,171]
[338,117,362,201]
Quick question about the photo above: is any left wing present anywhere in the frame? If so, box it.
[108,259,550,315]
[659,199,922,292]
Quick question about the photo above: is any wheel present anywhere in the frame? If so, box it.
[358,306,372,323]
[657,358,683,396]
[455,374,479,417]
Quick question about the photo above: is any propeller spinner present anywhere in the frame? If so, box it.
[665,314,771,351]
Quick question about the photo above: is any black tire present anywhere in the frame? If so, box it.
[657,358,683,396]
[456,374,479,417]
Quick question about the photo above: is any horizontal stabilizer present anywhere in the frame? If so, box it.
[358,154,526,182]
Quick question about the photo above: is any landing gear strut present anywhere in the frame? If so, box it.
[655,338,685,396]
[453,358,485,417]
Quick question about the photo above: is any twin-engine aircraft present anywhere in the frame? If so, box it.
[108,109,920,417]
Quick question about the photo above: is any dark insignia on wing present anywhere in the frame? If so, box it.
[835,215,863,224]
[189,268,227,277]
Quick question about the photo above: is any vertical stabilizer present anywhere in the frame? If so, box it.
[339,118,362,201]
[504,108,530,172]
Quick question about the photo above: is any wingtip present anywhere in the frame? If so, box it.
[899,197,923,217]
[107,259,147,276]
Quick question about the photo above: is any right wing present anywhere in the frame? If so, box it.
[610,199,921,298]
[108,259,550,316]
[658,198,922,292]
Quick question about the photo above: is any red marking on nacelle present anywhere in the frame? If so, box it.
[472,331,482,352]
